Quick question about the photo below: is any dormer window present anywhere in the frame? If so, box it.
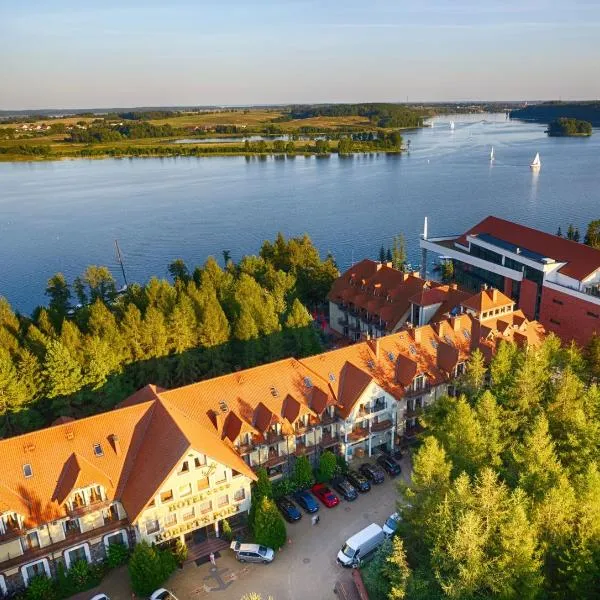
[23,464,33,478]
[178,460,189,474]
[304,377,313,388]
[93,443,104,457]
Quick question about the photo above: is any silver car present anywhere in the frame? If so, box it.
[230,541,274,563]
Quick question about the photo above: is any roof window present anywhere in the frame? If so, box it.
[93,443,104,457]
[219,400,229,413]
[304,377,313,388]
[431,339,438,349]
[409,345,417,355]
[463,329,471,339]
[23,464,33,478]
[270,386,279,397]
[367,359,375,369]
[328,372,336,382]
[388,352,395,361]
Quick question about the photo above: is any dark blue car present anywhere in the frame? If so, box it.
[276,496,302,522]
[293,490,319,513]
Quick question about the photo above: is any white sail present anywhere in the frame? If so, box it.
[490,147,495,161]
[450,121,455,130]
[530,152,541,168]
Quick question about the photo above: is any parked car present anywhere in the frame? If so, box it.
[91,595,110,600]
[230,541,275,564]
[293,489,319,513]
[337,523,386,567]
[376,454,401,476]
[149,590,178,600]
[346,470,371,493]
[276,496,302,522]
[311,483,340,507]
[358,462,385,484]
[383,512,401,536]
[332,477,358,501]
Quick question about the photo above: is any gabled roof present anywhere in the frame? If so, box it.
[337,362,373,418]
[53,453,114,505]
[462,287,513,313]
[457,216,600,281]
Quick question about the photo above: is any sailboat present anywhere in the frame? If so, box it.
[530,152,541,169]
[450,121,455,130]
[490,147,495,162]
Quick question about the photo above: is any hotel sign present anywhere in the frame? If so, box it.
[167,482,231,513]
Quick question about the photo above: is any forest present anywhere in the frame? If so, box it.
[0,234,337,437]
[363,336,600,599]
[547,118,593,137]
[285,104,424,128]
[511,102,600,127]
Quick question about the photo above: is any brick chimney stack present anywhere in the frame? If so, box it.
[109,434,121,456]
[367,337,380,360]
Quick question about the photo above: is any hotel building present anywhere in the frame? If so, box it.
[0,290,544,595]
[420,215,600,346]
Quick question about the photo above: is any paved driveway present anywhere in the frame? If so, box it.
[74,457,409,600]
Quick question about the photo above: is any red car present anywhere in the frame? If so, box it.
[311,483,340,508]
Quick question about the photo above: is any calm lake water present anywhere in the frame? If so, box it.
[1,113,599,314]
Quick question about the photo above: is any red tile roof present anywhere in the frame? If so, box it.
[457,216,600,281]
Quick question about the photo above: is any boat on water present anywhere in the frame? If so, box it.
[450,121,455,130]
[530,152,541,169]
[490,147,495,162]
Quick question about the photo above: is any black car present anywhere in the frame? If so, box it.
[331,477,358,501]
[346,470,371,493]
[276,496,302,522]
[358,462,385,484]
[376,454,401,476]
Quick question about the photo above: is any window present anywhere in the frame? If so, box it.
[65,544,89,567]
[105,531,127,547]
[160,490,173,503]
[194,455,207,468]
[23,464,33,478]
[217,495,229,508]
[178,461,189,474]
[197,477,210,491]
[25,532,40,550]
[587,311,599,319]
[165,513,177,527]
[199,500,212,514]
[216,470,227,484]
[182,506,195,521]
[550,318,561,325]
[147,498,156,508]
[64,519,79,536]
[179,483,192,497]
[145,519,159,535]
[552,298,564,305]
[93,443,104,457]
[234,488,246,502]
[22,559,49,585]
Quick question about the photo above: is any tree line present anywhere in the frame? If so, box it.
[0,234,338,437]
[548,118,592,137]
[67,121,176,143]
[363,336,600,599]
[556,218,600,249]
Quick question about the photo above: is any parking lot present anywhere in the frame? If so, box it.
[74,456,410,600]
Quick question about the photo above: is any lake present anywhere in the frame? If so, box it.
[1,113,599,314]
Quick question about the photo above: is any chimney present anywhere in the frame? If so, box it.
[481,283,488,291]
[413,327,422,344]
[367,338,380,360]
[386,261,393,269]
[450,283,458,290]
[492,288,498,302]
[451,316,461,332]
[436,321,446,337]
[109,434,121,456]
[401,272,410,282]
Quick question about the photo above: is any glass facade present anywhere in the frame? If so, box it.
[453,261,504,292]
[469,243,503,265]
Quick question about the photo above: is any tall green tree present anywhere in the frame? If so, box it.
[45,273,71,316]
[583,219,600,249]
[253,496,287,550]
[391,234,407,271]
[43,340,83,399]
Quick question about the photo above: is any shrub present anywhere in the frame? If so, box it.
[253,496,287,550]
[316,450,337,483]
[335,454,349,476]
[272,478,295,499]
[67,559,94,590]
[173,539,188,565]
[128,541,174,597]
[106,542,130,568]
[292,455,314,490]
[25,575,57,600]
[222,518,233,542]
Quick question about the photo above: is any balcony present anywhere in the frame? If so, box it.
[67,498,112,518]
[347,427,369,442]
[254,453,287,471]
[403,407,421,419]
[0,523,24,543]
[371,419,393,433]
[236,442,255,455]
[320,413,338,426]
[264,430,285,445]
[319,434,340,449]
[337,317,349,326]
[0,519,129,571]
[357,402,388,418]
[404,384,432,398]
[295,443,316,456]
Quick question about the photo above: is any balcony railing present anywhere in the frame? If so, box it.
[265,430,285,445]
[347,427,369,442]
[357,402,388,418]
[236,442,255,455]
[0,519,129,570]
[403,408,421,419]
[0,523,24,543]
[371,419,393,432]
[319,434,340,448]
[255,453,287,471]
[67,499,112,518]
[404,384,432,398]
[295,443,317,456]
[320,413,337,426]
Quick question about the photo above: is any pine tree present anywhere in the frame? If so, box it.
[140,307,169,358]
[475,391,504,468]
[128,541,168,597]
[391,234,407,271]
[460,348,486,397]
[45,273,71,316]
[168,258,190,283]
[379,245,386,263]
[253,496,287,550]
[197,291,230,348]
[385,537,412,600]
[0,349,28,434]
[574,228,581,243]
[557,226,563,237]
[386,248,393,262]
[567,224,575,241]
[168,295,196,354]
[43,340,83,399]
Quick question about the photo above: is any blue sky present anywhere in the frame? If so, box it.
[1,0,599,109]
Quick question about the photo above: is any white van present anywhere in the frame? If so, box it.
[337,523,385,567]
